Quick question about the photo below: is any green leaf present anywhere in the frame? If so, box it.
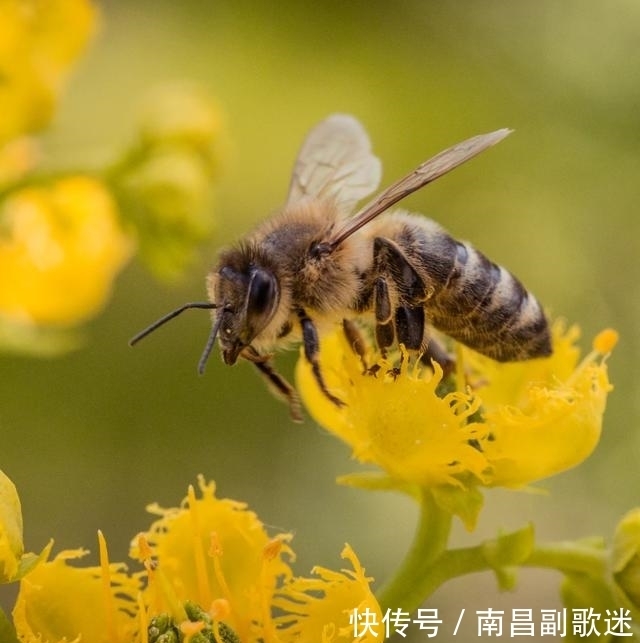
[482,524,535,591]
[336,472,420,500]
[13,539,53,581]
[483,523,535,567]
[431,484,484,531]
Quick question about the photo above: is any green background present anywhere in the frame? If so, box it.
[2,1,639,639]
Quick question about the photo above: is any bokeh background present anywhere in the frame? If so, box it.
[2,1,639,639]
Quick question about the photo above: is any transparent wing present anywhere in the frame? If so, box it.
[327,128,512,249]
[286,114,382,214]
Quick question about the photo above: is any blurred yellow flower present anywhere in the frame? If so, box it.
[296,322,615,497]
[12,533,140,643]
[0,138,40,188]
[0,0,97,144]
[137,83,223,162]
[113,83,223,278]
[0,176,133,326]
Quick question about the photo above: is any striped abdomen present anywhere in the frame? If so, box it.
[420,231,551,361]
[400,218,552,361]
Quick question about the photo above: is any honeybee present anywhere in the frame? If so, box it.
[131,115,551,422]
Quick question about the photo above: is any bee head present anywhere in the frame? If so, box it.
[210,261,280,366]
[129,259,280,375]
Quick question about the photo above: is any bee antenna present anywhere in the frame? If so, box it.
[197,312,224,375]
[129,302,218,346]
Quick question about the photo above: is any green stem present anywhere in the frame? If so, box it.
[376,498,607,615]
[410,539,608,598]
[376,488,452,614]
[525,542,608,576]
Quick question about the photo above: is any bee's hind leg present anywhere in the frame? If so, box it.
[297,308,345,408]
[420,337,455,378]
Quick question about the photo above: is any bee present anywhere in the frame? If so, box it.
[130,114,552,422]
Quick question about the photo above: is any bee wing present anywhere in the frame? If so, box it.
[328,128,512,249]
[287,114,382,214]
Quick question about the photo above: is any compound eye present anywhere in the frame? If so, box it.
[245,268,279,336]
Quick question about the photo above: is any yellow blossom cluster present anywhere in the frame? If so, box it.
[0,0,97,145]
[0,0,223,352]
[2,475,381,643]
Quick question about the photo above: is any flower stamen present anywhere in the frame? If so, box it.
[188,483,213,607]
[593,328,619,355]
[209,531,232,604]
[137,593,150,643]
[98,530,119,643]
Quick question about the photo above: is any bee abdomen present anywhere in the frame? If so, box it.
[426,240,552,361]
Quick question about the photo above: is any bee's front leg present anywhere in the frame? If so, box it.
[243,346,303,423]
[342,318,368,372]
[296,308,345,408]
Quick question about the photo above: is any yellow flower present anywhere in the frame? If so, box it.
[0,176,133,326]
[132,478,382,643]
[0,137,40,188]
[296,321,615,498]
[6,475,382,642]
[131,476,294,642]
[0,0,97,144]
[273,545,382,643]
[12,533,140,643]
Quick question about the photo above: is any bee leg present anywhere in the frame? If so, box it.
[420,337,455,378]
[395,306,425,351]
[374,277,395,356]
[388,305,426,379]
[373,237,430,357]
[373,237,429,302]
[297,308,345,408]
[342,319,368,372]
[251,357,303,423]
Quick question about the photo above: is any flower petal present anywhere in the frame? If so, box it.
[273,544,382,642]
[12,546,140,643]
[296,331,491,488]
[477,324,614,487]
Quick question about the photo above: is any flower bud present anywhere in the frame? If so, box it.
[612,508,640,608]
[137,83,222,170]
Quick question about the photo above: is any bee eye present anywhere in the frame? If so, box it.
[247,268,278,316]
[244,268,279,339]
